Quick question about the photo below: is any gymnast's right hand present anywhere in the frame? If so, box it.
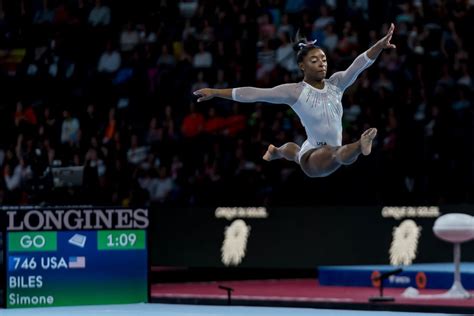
[193,88,215,102]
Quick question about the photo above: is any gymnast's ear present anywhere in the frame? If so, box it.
[299,62,305,72]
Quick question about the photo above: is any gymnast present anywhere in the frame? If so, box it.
[194,24,396,177]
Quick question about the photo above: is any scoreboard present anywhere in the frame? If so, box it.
[2,207,149,308]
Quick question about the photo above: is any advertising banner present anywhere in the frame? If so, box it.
[150,205,474,268]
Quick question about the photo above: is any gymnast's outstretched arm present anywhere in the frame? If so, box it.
[194,83,302,106]
[366,23,396,59]
[329,23,396,91]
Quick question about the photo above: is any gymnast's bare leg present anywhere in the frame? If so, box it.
[263,142,300,162]
[265,128,377,177]
[304,128,377,177]
[334,128,377,165]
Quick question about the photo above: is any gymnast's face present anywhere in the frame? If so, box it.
[300,48,327,81]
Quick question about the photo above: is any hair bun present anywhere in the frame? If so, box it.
[293,40,306,52]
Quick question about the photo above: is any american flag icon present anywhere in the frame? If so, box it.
[69,256,86,269]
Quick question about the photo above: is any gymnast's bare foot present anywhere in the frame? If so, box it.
[263,144,281,161]
[360,128,377,156]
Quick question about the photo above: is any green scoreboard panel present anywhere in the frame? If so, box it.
[2,207,149,308]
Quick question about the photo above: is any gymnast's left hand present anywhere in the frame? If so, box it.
[379,23,396,49]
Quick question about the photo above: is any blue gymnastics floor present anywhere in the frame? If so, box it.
[0,303,465,316]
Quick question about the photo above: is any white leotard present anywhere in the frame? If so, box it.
[232,51,374,162]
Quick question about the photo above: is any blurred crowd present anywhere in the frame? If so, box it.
[0,0,472,207]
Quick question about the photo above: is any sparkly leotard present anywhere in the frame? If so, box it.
[232,51,374,162]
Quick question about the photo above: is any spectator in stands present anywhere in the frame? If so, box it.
[214,69,229,89]
[224,103,246,137]
[258,12,276,40]
[98,41,121,74]
[181,102,204,138]
[33,0,54,24]
[191,71,209,92]
[88,0,110,27]
[153,165,174,204]
[157,44,176,68]
[145,117,162,145]
[53,2,71,25]
[100,107,115,144]
[277,13,294,38]
[197,18,214,43]
[311,5,335,42]
[276,31,298,75]
[321,23,338,53]
[127,134,149,166]
[162,105,178,140]
[193,41,212,69]
[3,160,26,201]
[182,19,197,41]
[120,21,140,52]
[337,21,359,55]
[14,101,37,136]
[256,39,276,81]
[457,62,472,89]
[204,107,225,135]
[80,104,99,147]
[60,109,80,146]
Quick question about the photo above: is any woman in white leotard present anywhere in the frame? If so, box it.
[194,24,396,177]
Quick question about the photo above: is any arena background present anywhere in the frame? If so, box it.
[0,0,474,312]
[0,0,472,208]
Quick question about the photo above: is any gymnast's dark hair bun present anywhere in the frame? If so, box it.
[292,30,308,52]
[293,30,322,63]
